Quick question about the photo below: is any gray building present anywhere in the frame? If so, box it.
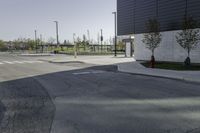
[117,0,200,62]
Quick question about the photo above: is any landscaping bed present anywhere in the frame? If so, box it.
[141,61,200,71]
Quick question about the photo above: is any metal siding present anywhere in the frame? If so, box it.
[158,0,185,31]
[117,0,200,35]
[117,0,135,35]
[188,0,200,22]
[134,0,157,34]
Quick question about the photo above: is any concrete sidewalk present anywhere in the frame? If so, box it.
[118,61,200,83]
[40,55,135,65]
[39,55,200,83]
[20,53,54,56]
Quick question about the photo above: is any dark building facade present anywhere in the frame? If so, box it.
[117,0,200,36]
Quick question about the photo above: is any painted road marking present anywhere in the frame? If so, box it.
[0,60,44,65]
[12,61,24,64]
[73,70,105,75]
[2,61,15,64]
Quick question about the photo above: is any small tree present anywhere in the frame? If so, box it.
[117,41,125,51]
[176,16,200,66]
[13,38,23,50]
[0,40,7,51]
[142,18,162,68]
[26,39,36,50]
[82,34,89,51]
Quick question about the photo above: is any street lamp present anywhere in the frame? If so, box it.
[100,29,103,52]
[73,33,77,58]
[34,30,37,53]
[54,21,59,46]
[112,12,117,57]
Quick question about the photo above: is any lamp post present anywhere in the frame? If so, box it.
[73,33,77,58]
[112,12,117,57]
[100,29,103,52]
[54,21,59,47]
[40,34,43,53]
[34,30,37,53]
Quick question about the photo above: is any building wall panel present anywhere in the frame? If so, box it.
[117,0,200,35]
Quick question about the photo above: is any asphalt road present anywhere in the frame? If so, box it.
[0,53,200,133]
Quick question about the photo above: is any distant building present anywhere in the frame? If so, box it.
[117,0,200,62]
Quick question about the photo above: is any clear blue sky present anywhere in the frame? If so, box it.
[0,0,116,43]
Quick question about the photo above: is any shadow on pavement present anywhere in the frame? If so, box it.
[0,78,55,133]
[0,65,200,133]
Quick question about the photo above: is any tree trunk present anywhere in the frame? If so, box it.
[184,57,191,66]
[187,48,190,58]
[152,49,155,57]
[149,49,155,68]
[150,55,155,68]
[184,48,191,66]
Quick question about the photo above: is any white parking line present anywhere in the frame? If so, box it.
[0,60,44,65]
[12,61,24,64]
[23,61,35,63]
[2,61,15,64]
[34,61,43,63]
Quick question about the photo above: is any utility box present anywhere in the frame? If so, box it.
[123,38,134,57]
[125,42,132,57]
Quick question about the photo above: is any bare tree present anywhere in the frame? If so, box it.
[47,37,56,44]
[176,16,200,66]
[97,32,100,45]
[142,18,162,68]
[83,34,87,42]
[109,36,113,45]
[87,30,90,44]
[82,34,89,51]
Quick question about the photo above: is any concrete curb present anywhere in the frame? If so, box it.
[49,60,85,64]
[38,58,200,83]
[117,65,200,84]
[19,54,54,57]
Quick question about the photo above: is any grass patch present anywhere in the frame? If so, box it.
[141,61,200,71]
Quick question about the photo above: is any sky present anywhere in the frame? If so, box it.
[0,0,116,43]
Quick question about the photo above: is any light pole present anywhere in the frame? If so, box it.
[87,30,90,44]
[112,12,117,57]
[73,33,77,58]
[34,30,37,53]
[54,21,59,46]
[100,29,103,52]
[40,34,43,53]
